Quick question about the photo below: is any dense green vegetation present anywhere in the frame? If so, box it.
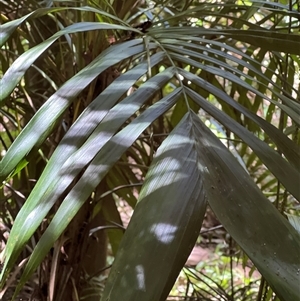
[0,0,299,300]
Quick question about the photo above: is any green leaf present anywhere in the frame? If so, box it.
[169,52,299,123]
[164,39,298,112]
[190,111,300,301]
[0,39,150,180]
[0,12,36,46]
[0,22,136,102]
[0,6,130,48]
[101,113,207,301]
[5,88,182,295]
[222,29,300,55]
[151,27,300,55]
[181,70,300,171]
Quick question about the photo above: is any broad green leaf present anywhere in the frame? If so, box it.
[163,40,298,111]
[101,113,207,301]
[1,2,300,300]
[185,86,300,202]
[190,111,300,301]
[181,69,300,170]
[12,88,182,295]
[169,53,300,123]
[0,39,150,180]
[222,29,300,55]
[0,67,175,284]
[0,12,36,46]
[0,6,130,48]
[2,50,164,196]
[0,22,135,102]
[170,97,200,127]
[150,27,300,55]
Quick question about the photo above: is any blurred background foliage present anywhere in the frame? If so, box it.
[0,0,299,300]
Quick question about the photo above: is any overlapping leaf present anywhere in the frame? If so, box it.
[0,39,154,180]
[0,67,176,285]
[101,114,207,301]
[180,70,300,170]
[190,111,300,301]
[184,85,300,201]
[12,88,182,297]
[1,1,299,300]
[0,6,131,47]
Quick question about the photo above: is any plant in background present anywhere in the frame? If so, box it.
[0,0,299,300]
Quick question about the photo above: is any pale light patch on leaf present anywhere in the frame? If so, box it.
[101,114,207,301]
[285,213,300,234]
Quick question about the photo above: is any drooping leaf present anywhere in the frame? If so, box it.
[6,88,182,294]
[1,1,299,299]
[0,22,136,102]
[181,70,300,170]
[0,39,152,180]
[189,111,300,301]
[185,86,300,202]
[101,113,207,301]
[150,27,300,55]
[0,6,132,48]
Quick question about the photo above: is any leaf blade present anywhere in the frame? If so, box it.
[101,114,207,301]
[4,88,182,292]
[190,111,300,301]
